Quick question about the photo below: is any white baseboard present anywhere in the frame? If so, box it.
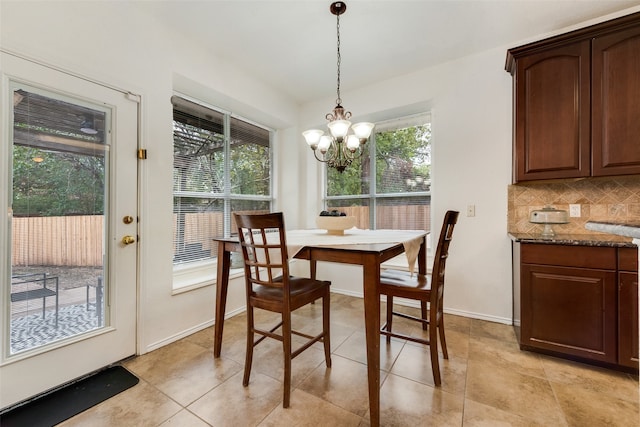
[142,306,247,354]
[332,288,513,325]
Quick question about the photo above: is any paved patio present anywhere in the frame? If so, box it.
[10,286,103,354]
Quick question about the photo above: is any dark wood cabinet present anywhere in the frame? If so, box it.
[618,247,639,369]
[516,242,638,370]
[592,26,640,177]
[507,12,640,183]
[520,244,617,363]
[512,41,591,182]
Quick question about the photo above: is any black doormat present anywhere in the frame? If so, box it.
[0,365,139,427]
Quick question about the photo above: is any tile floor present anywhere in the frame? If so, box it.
[61,293,639,426]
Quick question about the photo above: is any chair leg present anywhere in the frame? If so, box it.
[322,292,332,368]
[420,301,428,331]
[385,295,394,343]
[282,311,292,408]
[429,312,441,386]
[243,305,255,387]
[439,312,449,359]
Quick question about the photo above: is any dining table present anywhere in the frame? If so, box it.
[213,228,428,427]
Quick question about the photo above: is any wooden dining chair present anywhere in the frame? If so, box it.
[379,210,459,386]
[234,212,332,408]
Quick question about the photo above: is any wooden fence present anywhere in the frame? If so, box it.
[12,215,104,266]
[12,205,430,266]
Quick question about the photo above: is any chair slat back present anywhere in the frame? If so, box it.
[234,212,290,290]
[430,210,459,310]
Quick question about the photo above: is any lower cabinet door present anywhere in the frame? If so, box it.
[618,272,639,369]
[521,264,617,363]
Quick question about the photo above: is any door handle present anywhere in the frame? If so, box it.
[121,235,136,245]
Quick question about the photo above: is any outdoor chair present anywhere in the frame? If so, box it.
[234,212,332,408]
[379,210,459,386]
[10,272,60,327]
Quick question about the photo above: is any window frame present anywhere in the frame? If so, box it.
[323,113,432,266]
[172,94,273,291]
[323,112,431,227]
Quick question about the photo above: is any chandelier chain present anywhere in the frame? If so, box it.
[302,1,374,173]
[336,12,341,106]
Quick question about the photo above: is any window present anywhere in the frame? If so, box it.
[325,113,431,233]
[172,96,272,267]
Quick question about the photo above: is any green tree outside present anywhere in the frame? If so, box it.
[12,145,105,217]
[327,123,431,197]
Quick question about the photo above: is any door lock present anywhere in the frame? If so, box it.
[121,235,136,245]
[123,215,134,224]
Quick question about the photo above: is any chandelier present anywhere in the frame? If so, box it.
[302,1,374,173]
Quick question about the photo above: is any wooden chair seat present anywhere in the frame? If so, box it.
[380,270,431,297]
[250,278,328,310]
[380,210,459,386]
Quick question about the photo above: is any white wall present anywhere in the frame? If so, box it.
[299,47,514,323]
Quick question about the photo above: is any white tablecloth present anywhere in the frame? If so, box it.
[285,228,427,274]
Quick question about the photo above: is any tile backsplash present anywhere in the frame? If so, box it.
[508,175,640,234]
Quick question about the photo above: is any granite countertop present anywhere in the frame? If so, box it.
[509,232,637,248]
[585,221,640,240]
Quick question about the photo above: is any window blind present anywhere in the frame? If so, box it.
[172,96,272,266]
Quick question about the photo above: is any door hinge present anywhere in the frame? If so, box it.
[137,149,147,159]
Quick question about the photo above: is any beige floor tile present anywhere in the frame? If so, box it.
[468,334,546,379]
[248,337,329,388]
[60,379,181,427]
[552,382,639,427]
[258,389,363,426]
[470,318,517,342]
[379,373,464,426]
[444,312,473,335]
[46,294,640,426]
[188,371,282,426]
[379,303,422,338]
[462,399,550,427]
[124,340,243,406]
[540,355,640,404]
[158,409,211,426]
[333,330,405,371]
[390,341,468,396]
[183,325,216,349]
[297,354,380,417]
[441,328,471,359]
[465,358,566,425]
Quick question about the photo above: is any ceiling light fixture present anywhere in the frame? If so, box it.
[302,1,374,173]
[80,116,98,135]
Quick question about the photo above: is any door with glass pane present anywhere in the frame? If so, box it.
[0,53,138,408]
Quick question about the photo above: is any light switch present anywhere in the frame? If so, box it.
[466,205,475,217]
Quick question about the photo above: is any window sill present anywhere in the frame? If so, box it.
[172,259,244,295]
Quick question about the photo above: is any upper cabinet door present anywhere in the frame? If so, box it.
[514,40,591,182]
[592,26,640,177]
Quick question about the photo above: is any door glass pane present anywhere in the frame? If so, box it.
[9,86,109,355]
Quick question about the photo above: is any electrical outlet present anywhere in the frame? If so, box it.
[466,205,475,217]
[569,204,581,217]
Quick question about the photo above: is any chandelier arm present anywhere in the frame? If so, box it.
[312,149,329,163]
[313,139,340,163]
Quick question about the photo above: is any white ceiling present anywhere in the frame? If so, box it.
[137,0,639,104]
